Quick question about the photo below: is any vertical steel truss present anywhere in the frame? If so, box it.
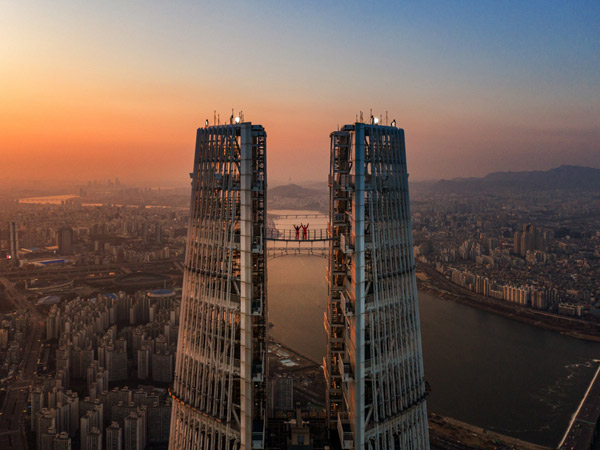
[326,123,429,450]
[169,123,267,450]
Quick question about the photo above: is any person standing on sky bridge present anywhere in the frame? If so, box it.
[302,223,309,240]
[294,224,300,240]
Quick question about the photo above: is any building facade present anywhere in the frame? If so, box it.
[169,122,268,450]
[106,422,123,450]
[57,226,74,255]
[53,432,72,450]
[325,123,429,449]
[9,221,19,265]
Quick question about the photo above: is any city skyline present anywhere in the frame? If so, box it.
[1,3,600,447]
[2,1,599,185]
[1,126,600,449]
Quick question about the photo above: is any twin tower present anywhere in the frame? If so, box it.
[168,121,429,450]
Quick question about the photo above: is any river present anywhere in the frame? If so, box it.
[267,254,600,448]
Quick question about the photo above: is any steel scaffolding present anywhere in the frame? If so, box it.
[169,123,267,450]
[325,123,430,449]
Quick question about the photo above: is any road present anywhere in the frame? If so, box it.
[0,258,183,283]
[0,277,44,450]
[558,363,600,449]
[0,278,41,321]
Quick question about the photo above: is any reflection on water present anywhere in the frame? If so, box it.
[418,291,600,446]
[268,255,327,364]
[268,256,600,447]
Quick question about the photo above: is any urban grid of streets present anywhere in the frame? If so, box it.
[0,277,43,450]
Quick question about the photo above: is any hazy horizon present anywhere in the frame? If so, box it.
[2,1,599,185]
[3,163,600,196]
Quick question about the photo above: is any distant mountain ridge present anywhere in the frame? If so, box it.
[433,165,600,193]
[268,183,328,213]
[268,183,323,198]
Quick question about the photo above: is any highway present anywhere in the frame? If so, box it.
[558,362,600,449]
[0,259,183,283]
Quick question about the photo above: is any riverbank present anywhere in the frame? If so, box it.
[417,262,600,343]
[269,333,555,449]
[268,338,326,410]
[429,413,551,450]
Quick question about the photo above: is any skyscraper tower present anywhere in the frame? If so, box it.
[155,223,163,244]
[325,122,429,449]
[141,223,149,245]
[57,226,74,255]
[8,221,19,266]
[169,122,268,450]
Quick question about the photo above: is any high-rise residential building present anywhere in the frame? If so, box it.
[155,223,163,244]
[513,223,545,257]
[80,407,102,450]
[37,409,57,450]
[147,400,171,443]
[8,221,19,265]
[106,422,123,450]
[169,122,268,450]
[31,388,45,431]
[141,223,149,245]
[87,427,102,450]
[521,223,545,256]
[124,412,145,450]
[0,328,8,349]
[41,426,57,450]
[151,350,173,383]
[53,432,71,450]
[137,347,150,380]
[57,226,74,255]
[325,122,430,448]
[106,347,127,381]
[513,230,522,255]
[64,391,79,437]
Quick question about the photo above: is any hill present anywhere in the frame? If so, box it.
[268,183,323,198]
[433,165,600,193]
[268,183,328,212]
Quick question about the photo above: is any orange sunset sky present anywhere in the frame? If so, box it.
[1,1,599,186]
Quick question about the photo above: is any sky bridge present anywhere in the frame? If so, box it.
[265,213,331,258]
[267,245,328,259]
[266,212,331,244]
[265,228,330,258]
[265,227,330,242]
[268,213,327,220]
